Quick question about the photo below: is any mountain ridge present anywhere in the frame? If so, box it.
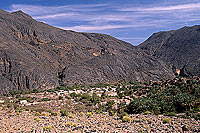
[139,25,200,77]
[0,9,180,94]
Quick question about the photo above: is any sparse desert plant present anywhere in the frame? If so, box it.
[162,118,170,124]
[73,123,77,127]
[2,107,8,111]
[69,115,73,118]
[122,116,131,122]
[86,112,92,117]
[35,112,40,116]
[60,109,68,116]
[50,111,58,116]
[59,96,63,100]
[41,97,50,101]
[24,108,29,111]
[144,111,151,115]
[165,112,176,116]
[66,122,73,127]
[103,112,107,115]
[34,117,41,122]
[44,125,52,131]
[41,112,47,116]
[16,112,20,115]
[109,110,115,116]
[80,112,84,116]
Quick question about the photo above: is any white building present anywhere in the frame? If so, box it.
[20,100,28,105]
[0,100,4,103]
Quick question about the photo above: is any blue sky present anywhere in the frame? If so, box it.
[1,0,200,45]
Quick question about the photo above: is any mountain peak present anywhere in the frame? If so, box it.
[11,10,32,19]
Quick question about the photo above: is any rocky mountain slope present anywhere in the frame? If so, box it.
[0,9,174,94]
[139,25,200,77]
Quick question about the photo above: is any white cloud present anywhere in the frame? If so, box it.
[120,3,200,12]
[7,2,200,44]
[61,25,133,31]
[34,13,78,19]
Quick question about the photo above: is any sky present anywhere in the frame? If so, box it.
[1,0,200,45]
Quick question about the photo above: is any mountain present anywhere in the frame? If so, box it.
[139,25,200,77]
[0,10,173,94]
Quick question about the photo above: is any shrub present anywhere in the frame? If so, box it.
[122,116,131,122]
[59,96,63,100]
[165,112,176,116]
[162,118,170,124]
[24,108,29,111]
[69,115,73,118]
[118,111,128,119]
[144,111,151,115]
[73,123,77,127]
[44,125,52,131]
[35,112,40,116]
[86,112,92,117]
[66,122,73,127]
[109,110,115,116]
[50,111,58,116]
[80,112,84,116]
[103,112,107,115]
[60,109,68,116]
[41,98,50,101]
[2,107,8,111]
[34,117,41,122]
[41,112,47,116]
[16,112,20,115]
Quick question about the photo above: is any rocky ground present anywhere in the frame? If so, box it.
[0,108,199,133]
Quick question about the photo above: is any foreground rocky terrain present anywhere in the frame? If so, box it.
[0,109,199,132]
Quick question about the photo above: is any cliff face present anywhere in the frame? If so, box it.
[0,10,174,94]
[139,25,200,77]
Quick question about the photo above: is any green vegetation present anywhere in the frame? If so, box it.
[162,118,170,124]
[59,96,63,100]
[44,125,52,131]
[60,109,68,116]
[86,112,92,117]
[40,97,50,101]
[122,116,131,122]
[109,110,115,116]
[126,78,200,115]
[34,117,41,122]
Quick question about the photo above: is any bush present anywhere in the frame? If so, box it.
[41,98,50,101]
[41,112,48,116]
[59,96,63,100]
[122,116,131,122]
[50,111,58,116]
[118,111,128,119]
[109,110,115,116]
[35,112,40,116]
[69,115,73,118]
[66,122,73,127]
[86,112,92,117]
[165,112,176,116]
[2,107,8,111]
[60,109,68,116]
[162,118,170,124]
[44,125,52,131]
[80,112,84,116]
[34,117,40,122]
[144,111,151,115]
